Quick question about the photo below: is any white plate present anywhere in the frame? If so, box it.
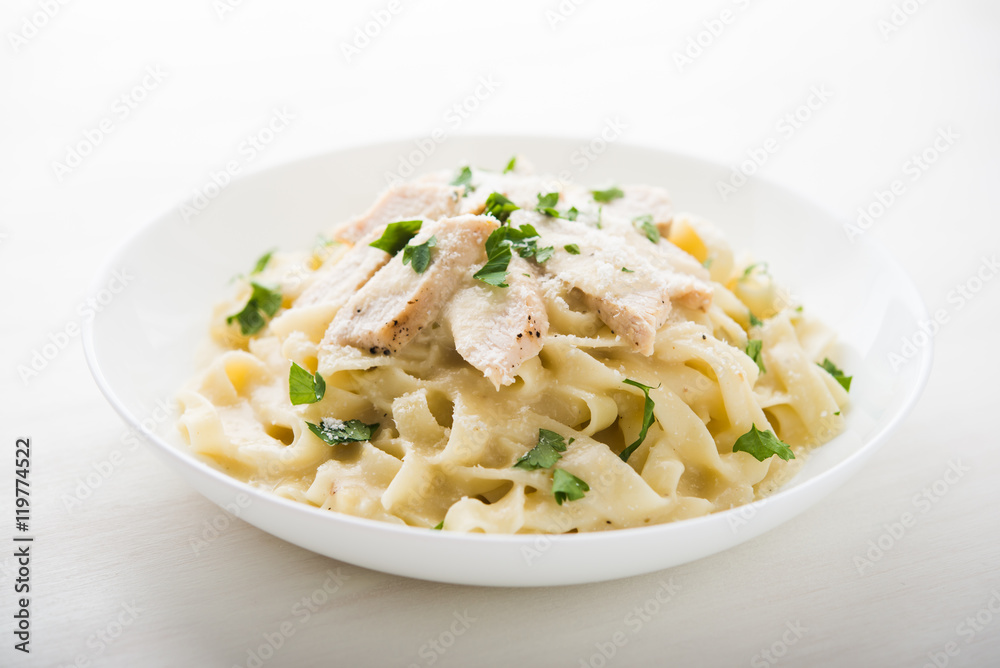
[83,136,932,586]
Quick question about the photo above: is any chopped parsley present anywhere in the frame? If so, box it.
[748,311,763,328]
[503,156,517,173]
[535,193,580,221]
[505,224,548,258]
[732,424,795,462]
[535,192,561,217]
[509,429,589,504]
[369,220,423,255]
[702,257,714,269]
[818,358,852,392]
[746,339,766,374]
[288,362,326,405]
[306,418,379,445]
[619,379,658,463]
[591,186,624,203]
[474,223,552,287]
[433,521,444,530]
[450,166,474,194]
[564,243,581,255]
[513,429,567,470]
[483,192,520,223]
[552,469,590,505]
[251,249,274,274]
[227,282,282,336]
[621,267,634,273]
[402,235,436,274]
[741,262,769,280]
[633,214,659,243]
[474,228,514,287]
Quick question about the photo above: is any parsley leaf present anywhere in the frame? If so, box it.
[227,282,282,336]
[552,469,590,505]
[505,223,541,254]
[748,311,763,328]
[818,358,852,392]
[534,193,581,222]
[306,419,379,445]
[591,187,624,203]
[252,249,274,274]
[369,220,423,255]
[732,424,795,462]
[402,235,437,274]
[741,262,769,280]
[746,339,766,374]
[450,166,474,194]
[503,156,517,173]
[289,362,326,405]
[513,429,567,470]
[564,243,581,255]
[474,223,550,286]
[484,192,520,223]
[474,227,514,287]
[433,521,444,530]
[620,379,658,462]
[621,267,634,273]
[535,192,561,217]
[633,214,659,243]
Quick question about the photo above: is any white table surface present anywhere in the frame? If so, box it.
[2,1,999,666]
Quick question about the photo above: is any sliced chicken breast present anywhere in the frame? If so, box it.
[333,182,463,244]
[508,211,672,355]
[445,256,548,388]
[325,214,497,355]
[295,235,391,309]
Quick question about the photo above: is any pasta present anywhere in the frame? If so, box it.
[176,158,849,534]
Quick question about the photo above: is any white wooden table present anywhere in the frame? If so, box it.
[3,1,998,666]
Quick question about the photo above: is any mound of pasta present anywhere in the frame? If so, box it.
[177,157,851,533]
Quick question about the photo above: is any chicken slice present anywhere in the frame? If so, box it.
[522,184,711,310]
[333,182,463,243]
[325,214,497,355]
[588,183,674,237]
[445,256,548,388]
[619,237,712,311]
[459,171,565,215]
[508,211,671,355]
[295,232,392,309]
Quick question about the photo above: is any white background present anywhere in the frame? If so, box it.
[2,1,999,666]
